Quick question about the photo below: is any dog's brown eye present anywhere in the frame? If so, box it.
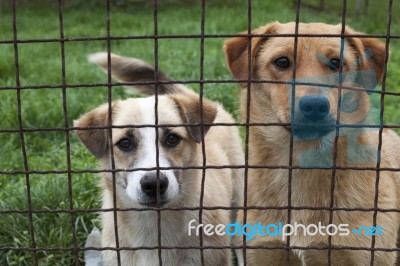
[273,57,291,69]
[329,58,342,71]
[165,133,181,148]
[116,138,133,151]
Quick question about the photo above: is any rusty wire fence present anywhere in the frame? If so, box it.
[0,0,400,265]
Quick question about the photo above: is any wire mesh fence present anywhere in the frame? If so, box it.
[0,0,399,265]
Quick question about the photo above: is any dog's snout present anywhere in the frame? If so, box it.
[299,95,330,121]
[140,173,169,197]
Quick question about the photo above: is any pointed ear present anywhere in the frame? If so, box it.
[223,22,279,87]
[74,102,118,158]
[345,27,387,83]
[170,95,218,143]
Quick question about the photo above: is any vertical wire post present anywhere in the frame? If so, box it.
[105,0,122,264]
[327,1,347,264]
[57,0,79,264]
[242,0,252,265]
[152,1,163,265]
[370,0,394,264]
[286,1,301,264]
[12,1,38,264]
[197,0,207,265]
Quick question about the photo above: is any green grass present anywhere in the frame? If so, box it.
[0,0,399,264]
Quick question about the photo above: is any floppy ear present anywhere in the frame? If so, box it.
[74,102,118,158]
[223,22,279,87]
[171,95,218,143]
[88,52,187,95]
[345,27,387,83]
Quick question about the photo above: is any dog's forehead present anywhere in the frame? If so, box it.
[114,96,181,126]
[111,96,186,142]
[277,22,341,34]
[268,23,343,49]
[260,27,354,61]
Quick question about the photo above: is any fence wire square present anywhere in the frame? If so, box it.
[0,0,399,265]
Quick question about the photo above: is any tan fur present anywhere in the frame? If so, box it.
[224,22,400,265]
[75,56,244,265]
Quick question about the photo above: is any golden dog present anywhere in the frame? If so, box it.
[224,22,400,265]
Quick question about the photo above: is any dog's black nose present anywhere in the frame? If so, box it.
[299,95,330,121]
[140,173,169,197]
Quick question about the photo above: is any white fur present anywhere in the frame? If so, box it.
[84,227,103,266]
[125,98,179,203]
[235,249,244,266]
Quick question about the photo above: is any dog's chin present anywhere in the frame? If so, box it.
[281,123,326,139]
[291,115,336,141]
[135,197,168,207]
[135,195,179,207]
[292,127,334,140]
[137,201,168,207]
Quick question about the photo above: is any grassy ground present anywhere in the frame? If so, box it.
[0,0,399,264]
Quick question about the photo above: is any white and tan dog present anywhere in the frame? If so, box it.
[76,53,244,265]
[224,22,400,265]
